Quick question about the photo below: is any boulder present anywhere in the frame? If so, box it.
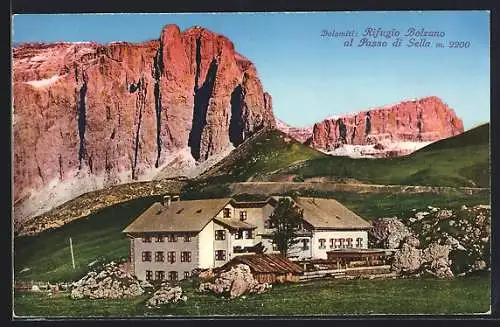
[422,242,451,262]
[436,209,453,219]
[404,235,420,248]
[445,236,466,251]
[146,283,186,307]
[422,242,454,279]
[392,237,454,278]
[370,217,412,248]
[70,261,144,300]
[392,243,423,274]
[229,277,249,299]
[198,264,271,299]
[427,257,454,279]
[473,260,487,271]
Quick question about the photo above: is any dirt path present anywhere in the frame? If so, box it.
[229,181,490,196]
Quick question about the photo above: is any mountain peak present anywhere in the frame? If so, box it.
[310,96,464,157]
[13,24,274,222]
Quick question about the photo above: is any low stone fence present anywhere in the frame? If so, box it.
[14,281,71,293]
[298,265,394,281]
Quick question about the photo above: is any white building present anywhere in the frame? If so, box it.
[122,195,372,281]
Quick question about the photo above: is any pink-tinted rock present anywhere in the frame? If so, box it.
[275,119,313,143]
[311,97,464,151]
[12,25,275,218]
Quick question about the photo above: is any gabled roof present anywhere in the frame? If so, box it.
[122,198,232,233]
[222,254,304,274]
[214,218,257,230]
[293,197,371,230]
[229,196,279,208]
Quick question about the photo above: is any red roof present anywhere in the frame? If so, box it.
[223,254,304,274]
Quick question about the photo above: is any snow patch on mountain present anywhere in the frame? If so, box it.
[323,141,433,158]
[25,74,60,88]
[154,145,235,180]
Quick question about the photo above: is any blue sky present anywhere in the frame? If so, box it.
[13,12,490,129]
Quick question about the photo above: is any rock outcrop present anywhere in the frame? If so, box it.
[70,261,144,299]
[198,264,271,299]
[392,237,454,279]
[391,238,423,274]
[387,204,490,278]
[309,97,464,157]
[369,217,412,249]
[405,205,491,276]
[13,24,275,221]
[146,283,186,307]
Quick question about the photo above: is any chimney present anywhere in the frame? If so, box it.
[162,195,172,208]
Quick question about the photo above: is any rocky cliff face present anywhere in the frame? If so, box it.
[310,97,464,157]
[13,24,275,221]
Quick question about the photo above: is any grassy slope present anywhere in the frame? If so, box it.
[416,123,489,152]
[286,123,490,188]
[181,128,326,199]
[14,196,160,283]
[192,124,490,189]
[199,128,326,183]
[14,273,490,316]
[286,191,490,219]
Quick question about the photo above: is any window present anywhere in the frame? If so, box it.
[184,234,192,242]
[181,251,192,262]
[146,270,153,281]
[330,239,335,249]
[356,237,363,248]
[155,270,165,281]
[245,230,253,239]
[142,251,152,262]
[184,271,190,279]
[167,251,176,263]
[142,236,152,243]
[301,239,310,251]
[215,230,226,240]
[168,234,177,242]
[240,211,247,221]
[318,238,326,249]
[168,271,178,281]
[223,208,231,218]
[339,238,346,248]
[155,251,164,262]
[215,250,226,261]
[346,238,353,248]
[235,230,243,240]
[155,235,164,242]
